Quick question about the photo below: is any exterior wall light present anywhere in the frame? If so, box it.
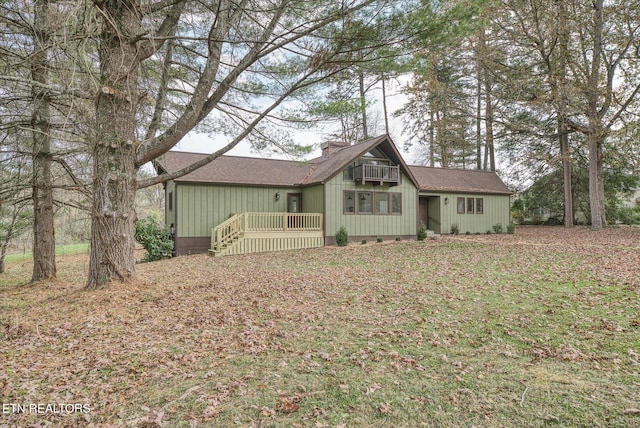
[275,192,280,201]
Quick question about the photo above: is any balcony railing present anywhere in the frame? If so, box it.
[354,164,400,186]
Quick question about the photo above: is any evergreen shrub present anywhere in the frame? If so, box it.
[335,226,349,246]
[135,215,173,262]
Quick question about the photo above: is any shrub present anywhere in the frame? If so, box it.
[361,239,367,245]
[395,237,401,241]
[465,231,471,235]
[492,223,503,234]
[135,215,173,262]
[417,224,427,241]
[615,207,640,225]
[507,222,516,234]
[335,226,349,246]
[511,209,524,224]
[376,237,383,243]
[450,223,459,235]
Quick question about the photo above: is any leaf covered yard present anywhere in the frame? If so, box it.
[1,227,639,427]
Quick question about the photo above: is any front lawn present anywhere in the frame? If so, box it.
[1,226,639,427]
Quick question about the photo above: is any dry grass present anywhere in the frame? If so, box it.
[1,226,639,427]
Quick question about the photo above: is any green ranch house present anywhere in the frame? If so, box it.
[157,135,512,256]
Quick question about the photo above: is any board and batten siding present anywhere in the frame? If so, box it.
[423,192,510,235]
[324,172,418,240]
[175,183,301,237]
[301,185,324,213]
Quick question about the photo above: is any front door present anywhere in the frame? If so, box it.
[287,193,302,213]
[419,196,429,227]
[287,193,302,228]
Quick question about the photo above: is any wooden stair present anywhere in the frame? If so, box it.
[209,212,324,257]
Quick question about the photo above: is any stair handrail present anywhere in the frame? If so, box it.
[211,212,245,251]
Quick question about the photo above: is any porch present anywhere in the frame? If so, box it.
[209,212,324,257]
[354,164,400,186]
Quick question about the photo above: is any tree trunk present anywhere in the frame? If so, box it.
[31,0,56,282]
[476,54,482,170]
[86,0,141,289]
[484,75,495,172]
[588,134,606,229]
[0,235,9,274]
[381,74,389,135]
[429,109,435,167]
[556,0,573,228]
[559,120,573,227]
[587,0,606,230]
[359,71,368,139]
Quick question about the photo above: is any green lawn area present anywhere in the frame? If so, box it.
[4,242,89,262]
[1,227,639,427]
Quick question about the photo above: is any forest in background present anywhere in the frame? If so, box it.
[1,0,639,287]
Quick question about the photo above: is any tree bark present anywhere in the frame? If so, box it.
[31,0,56,282]
[429,109,435,167]
[556,0,573,227]
[587,0,606,230]
[86,0,141,288]
[483,72,495,172]
[559,119,573,226]
[476,51,482,170]
[381,74,389,135]
[359,71,368,139]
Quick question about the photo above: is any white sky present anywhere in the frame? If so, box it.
[172,77,422,164]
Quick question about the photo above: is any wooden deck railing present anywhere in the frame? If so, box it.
[354,164,400,184]
[211,212,323,256]
[244,212,322,231]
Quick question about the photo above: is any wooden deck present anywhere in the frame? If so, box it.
[209,212,323,257]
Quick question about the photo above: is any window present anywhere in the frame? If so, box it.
[343,164,354,181]
[374,193,389,214]
[476,198,484,214]
[343,191,401,215]
[168,192,173,211]
[391,193,402,215]
[344,191,355,214]
[358,192,372,214]
[457,197,465,214]
[364,147,386,158]
[467,198,475,214]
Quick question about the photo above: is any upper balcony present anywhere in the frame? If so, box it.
[354,164,400,186]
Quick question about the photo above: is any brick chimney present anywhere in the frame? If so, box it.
[320,140,349,156]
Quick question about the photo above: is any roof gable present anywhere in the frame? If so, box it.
[303,135,419,186]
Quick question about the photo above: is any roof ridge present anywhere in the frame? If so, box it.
[168,150,306,164]
[409,165,498,173]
